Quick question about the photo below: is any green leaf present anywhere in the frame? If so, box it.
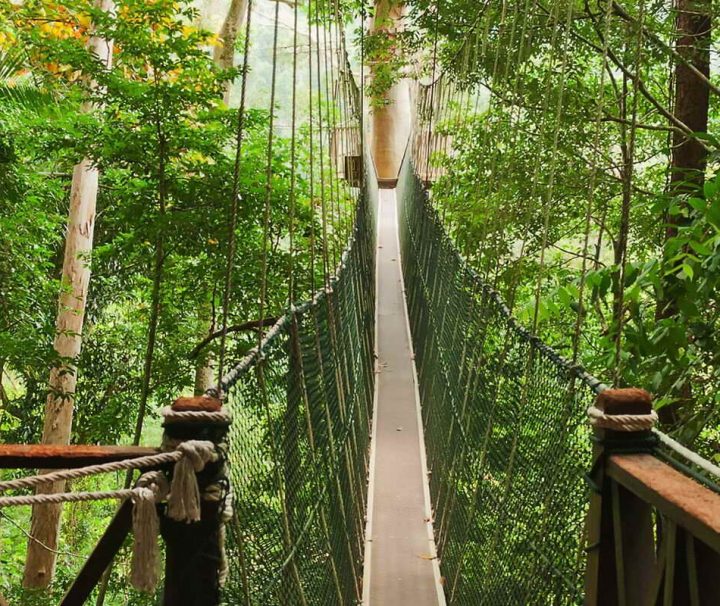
[688,197,707,213]
[689,240,712,256]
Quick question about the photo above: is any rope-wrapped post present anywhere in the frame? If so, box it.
[583,388,658,606]
[159,395,230,606]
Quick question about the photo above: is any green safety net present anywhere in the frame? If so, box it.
[397,152,603,605]
[220,150,377,605]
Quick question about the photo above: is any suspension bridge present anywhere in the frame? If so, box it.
[1,0,720,604]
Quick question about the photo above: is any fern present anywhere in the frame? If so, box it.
[0,48,52,112]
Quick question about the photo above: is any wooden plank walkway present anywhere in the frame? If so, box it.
[363,188,445,605]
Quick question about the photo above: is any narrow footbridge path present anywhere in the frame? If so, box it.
[364,188,444,604]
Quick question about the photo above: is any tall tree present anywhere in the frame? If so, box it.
[213,0,248,104]
[369,0,410,185]
[656,0,711,424]
[192,0,252,394]
[23,0,115,588]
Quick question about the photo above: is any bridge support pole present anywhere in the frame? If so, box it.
[160,396,229,606]
[584,388,656,606]
[583,388,720,605]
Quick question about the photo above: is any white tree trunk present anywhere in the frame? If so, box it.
[214,0,248,105]
[23,1,115,588]
[190,0,250,390]
[193,300,216,395]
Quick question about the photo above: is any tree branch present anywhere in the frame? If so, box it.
[188,316,279,359]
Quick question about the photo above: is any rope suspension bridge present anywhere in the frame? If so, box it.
[2,0,720,604]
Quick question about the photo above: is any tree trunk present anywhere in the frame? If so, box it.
[656,0,710,425]
[666,0,710,209]
[193,299,216,395]
[193,0,252,388]
[369,0,410,186]
[23,3,115,587]
[0,359,10,409]
[214,0,249,105]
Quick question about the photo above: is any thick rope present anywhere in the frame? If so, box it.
[131,471,169,592]
[0,440,218,524]
[0,470,168,593]
[0,450,182,492]
[0,489,136,507]
[161,406,231,424]
[586,405,658,432]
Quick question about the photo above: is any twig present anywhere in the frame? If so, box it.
[0,510,80,558]
[188,316,279,359]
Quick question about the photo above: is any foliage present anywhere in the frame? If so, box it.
[0,0,349,601]
[404,0,720,457]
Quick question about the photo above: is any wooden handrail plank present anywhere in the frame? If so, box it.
[0,444,160,469]
[608,454,720,553]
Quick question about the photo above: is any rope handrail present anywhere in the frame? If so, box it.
[653,428,720,481]
[0,440,217,514]
[0,450,183,493]
[407,150,718,486]
[396,145,720,603]
[212,179,368,396]
[218,144,377,603]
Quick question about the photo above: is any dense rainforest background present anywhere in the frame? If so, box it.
[0,0,356,601]
[406,0,720,453]
[0,0,719,602]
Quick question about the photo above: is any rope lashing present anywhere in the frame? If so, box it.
[161,406,231,424]
[161,402,227,522]
[587,387,657,432]
[160,397,231,591]
[586,405,658,432]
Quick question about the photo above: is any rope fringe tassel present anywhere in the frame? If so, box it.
[130,486,160,592]
[130,471,168,593]
[167,440,218,523]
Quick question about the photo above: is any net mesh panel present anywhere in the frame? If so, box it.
[221,151,377,605]
[397,153,602,605]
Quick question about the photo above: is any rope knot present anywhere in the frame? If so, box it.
[587,388,657,432]
[177,439,217,472]
[587,405,658,432]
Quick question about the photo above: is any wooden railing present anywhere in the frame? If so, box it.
[0,396,227,606]
[584,389,720,605]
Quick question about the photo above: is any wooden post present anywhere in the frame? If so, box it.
[584,388,656,606]
[160,395,229,606]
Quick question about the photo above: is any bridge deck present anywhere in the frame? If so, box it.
[363,188,445,605]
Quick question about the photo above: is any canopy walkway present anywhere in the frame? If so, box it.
[3,138,719,605]
[2,1,720,604]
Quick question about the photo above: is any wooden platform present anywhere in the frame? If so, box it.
[363,189,445,605]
